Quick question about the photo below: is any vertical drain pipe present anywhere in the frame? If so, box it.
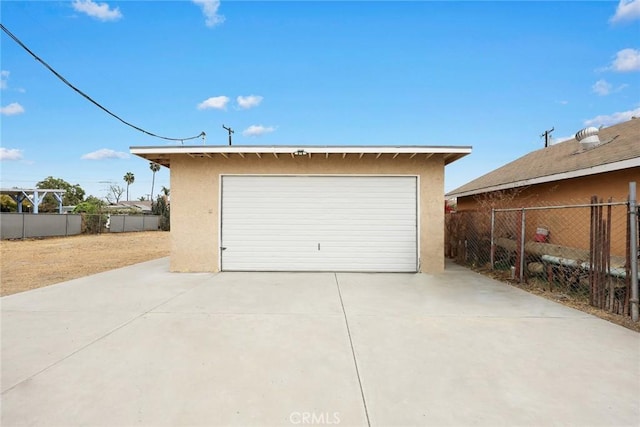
[629,182,638,322]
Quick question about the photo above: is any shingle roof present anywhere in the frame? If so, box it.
[447,118,640,197]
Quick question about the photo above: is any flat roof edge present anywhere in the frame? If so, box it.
[130,145,473,154]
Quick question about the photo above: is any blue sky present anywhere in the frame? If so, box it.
[1,0,639,201]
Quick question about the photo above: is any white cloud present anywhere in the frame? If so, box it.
[610,0,640,23]
[584,107,640,127]
[557,100,569,105]
[236,95,263,109]
[72,0,122,22]
[193,0,225,27]
[0,71,25,93]
[592,79,612,96]
[611,48,640,72]
[197,95,229,110]
[0,148,23,161]
[242,125,276,137]
[1,102,25,116]
[81,148,128,160]
[1,70,9,90]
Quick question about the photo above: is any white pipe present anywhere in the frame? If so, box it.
[540,255,628,278]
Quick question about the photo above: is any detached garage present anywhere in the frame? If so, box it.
[130,146,471,274]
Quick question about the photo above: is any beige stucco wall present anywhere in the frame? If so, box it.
[170,153,446,273]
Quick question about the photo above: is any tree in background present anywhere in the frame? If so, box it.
[83,195,105,206]
[36,176,85,212]
[105,185,125,204]
[152,194,170,231]
[1,195,19,212]
[73,195,106,234]
[161,186,170,203]
[149,162,161,201]
[123,172,135,201]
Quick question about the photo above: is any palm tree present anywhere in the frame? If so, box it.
[149,162,161,202]
[161,186,170,205]
[123,172,135,201]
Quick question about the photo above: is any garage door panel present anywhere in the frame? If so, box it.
[224,216,416,223]
[223,202,417,211]
[222,215,418,223]
[223,231,416,243]
[221,239,416,248]
[224,225,416,233]
[221,176,417,272]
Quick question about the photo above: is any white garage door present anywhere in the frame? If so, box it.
[220,175,418,272]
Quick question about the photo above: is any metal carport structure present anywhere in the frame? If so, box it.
[0,188,66,214]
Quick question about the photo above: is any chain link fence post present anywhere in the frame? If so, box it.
[519,209,526,283]
[490,208,495,269]
[514,209,526,283]
[630,181,638,322]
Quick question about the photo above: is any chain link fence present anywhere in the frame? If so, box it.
[445,188,639,321]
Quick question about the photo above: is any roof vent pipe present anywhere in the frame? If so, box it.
[574,126,600,149]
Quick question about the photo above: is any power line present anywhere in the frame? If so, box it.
[0,23,205,143]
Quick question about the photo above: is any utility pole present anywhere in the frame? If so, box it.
[540,127,555,148]
[222,125,234,146]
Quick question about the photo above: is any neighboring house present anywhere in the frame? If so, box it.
[447,117,640,256]
[104,201,153,214]
[130,145,471,273]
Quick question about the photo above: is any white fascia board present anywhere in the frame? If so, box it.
[130,145,472,156]
[448,157,640,198]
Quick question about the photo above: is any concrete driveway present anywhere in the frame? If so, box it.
[1,259,638,426]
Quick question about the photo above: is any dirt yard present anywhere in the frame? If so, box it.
[0,232,170,296]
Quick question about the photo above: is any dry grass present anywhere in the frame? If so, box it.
[0,232,170,296]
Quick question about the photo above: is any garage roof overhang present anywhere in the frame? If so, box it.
[129,145,472,168]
